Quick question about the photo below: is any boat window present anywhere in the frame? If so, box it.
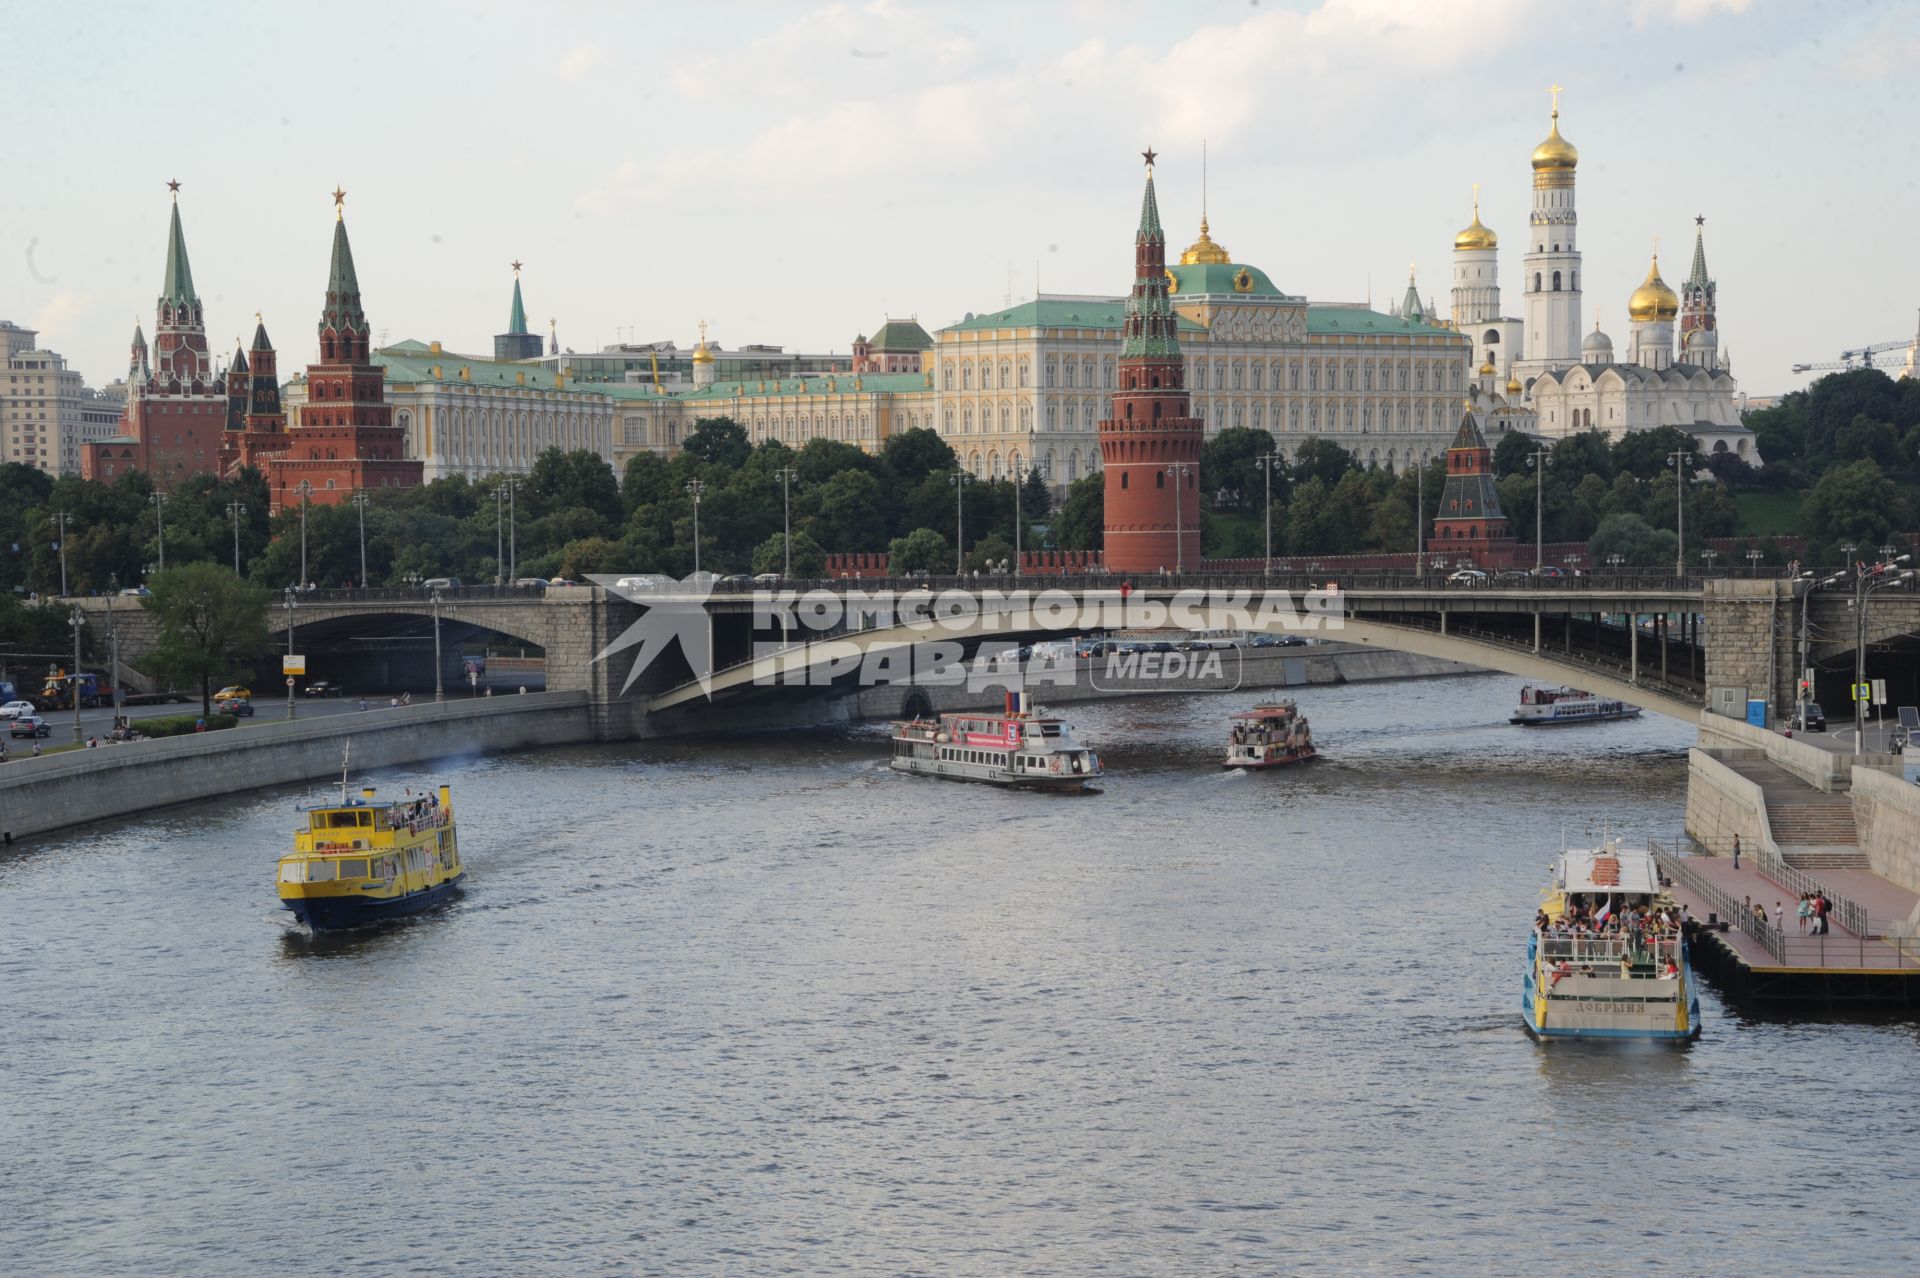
[338,859,368,879]
[279,863,303,884]
[357,811,373,828]
[306,861,337,882]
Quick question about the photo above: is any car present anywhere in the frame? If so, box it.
[119,586,153,597]
[1536,566,1567,578]
[1495,569,1532,583]
[215,697,255,717]
[0,700,36,719]
[304,680,342,698]
[1144,639,1176,653]
[512,577,549,589]
[421,577,461,589]
[1792,703,1827,732]
[715,574,753,589]
[1276,635,1309,647]
[547,578,579,588]
[9,714,51,739]
[1248,634,1281,647]
[1447,569,1489,585]
[215,685,251,701]
[752,573,783,586]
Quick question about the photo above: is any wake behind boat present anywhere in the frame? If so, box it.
[1510,685,1643,726]
[1523,838,1700,1041]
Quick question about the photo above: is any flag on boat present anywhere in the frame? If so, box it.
[1594,895,1613,925]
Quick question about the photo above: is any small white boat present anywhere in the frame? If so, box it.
[1510,685,1642,726]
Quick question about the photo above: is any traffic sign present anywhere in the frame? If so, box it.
[1872,679,1887,704]
[283,655,307,674]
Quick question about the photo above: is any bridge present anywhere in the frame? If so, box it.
[63,571,1920,738]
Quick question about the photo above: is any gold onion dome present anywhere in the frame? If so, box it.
[1454,193,1497,251]
[1479,357,1497,376]
[1180,217,1232,266]
[1506,374,1523,394]
[1627,255,1680,322]
[1531,111,1579,172]
[691,341,714,364]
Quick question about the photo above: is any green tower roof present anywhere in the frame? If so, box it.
[161,199,197,304]
[508,275,529,335]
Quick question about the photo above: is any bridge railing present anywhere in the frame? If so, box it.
[700,569,1720,596]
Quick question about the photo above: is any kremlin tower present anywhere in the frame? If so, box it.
[1099,150,1203,574]
[1431,409,1513,565]
[264,190,422,514]
[494,262,543,362]
[218,315,287,476]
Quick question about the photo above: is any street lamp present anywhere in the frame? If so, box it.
[1665,449,1695,577]
[1852,551,1915,748]
[431,587,445,703]
[67,605,85,743]
[226,502,247,575]
[50,511,72,597]
[1700,549,1719,569]
[492,485,507,586]
[1164,462,1194,574]
[685,479,705,576]
[1526,446,1550,574]
[149,492,169,573]
[949,470,971,575]
[506,479,521,584]
[1255,452,1279,576]
[294,480,314,588]
[1745,548,1762,575]
[1606,553,1625,571]
[349,492,370,589]
[775,466,799,578]
[283,587,298,721]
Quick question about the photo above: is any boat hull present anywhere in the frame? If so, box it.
[282,872,465,931]
[1522,945,1701,1041]
[1222,747,1316,769]
[1510,708,1643,726]
[889,759,1100,791]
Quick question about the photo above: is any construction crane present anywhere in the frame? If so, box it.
[1791,336,1915,374]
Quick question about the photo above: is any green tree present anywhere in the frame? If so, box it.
[1285,477,1340,554]
[752,531,825,577]
[1802,459,1907,547]
[805,469,889,553]
[1290,438,1356,490]
[1587,513,1677,568]
[881,427,957,485]
[1834,414,1903,468]
[1493,430,1537,478]
[888,527,951,575]
[1200,427,1281,515]
[681,417,752,470]
[1610,425,1695,479]
[1018,466,1054,525]
[1802,368,1902,464]
[142,563,271,717]
[623,452,676,511]
[1053,474,1104,552]
[966,532,1016,574]
[1743,395,1807,464]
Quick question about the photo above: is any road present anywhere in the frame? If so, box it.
[11,693,480,743]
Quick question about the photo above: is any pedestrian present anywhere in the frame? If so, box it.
[358,698,368,711]
[518,685,527,695]
[1817,892,1832,935]
[31,741,41,757]
[1731,834,1741,870]
[1774,900,1784,930]
[87,736,97,748]
[1797,893,1812,935]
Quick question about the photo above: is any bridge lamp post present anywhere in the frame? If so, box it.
[775,467,799,578]
[432,587,445,704]
[685,480,706,576]
[505,479,522,585]
[1700,549,1719,570]
[1665,450,1694,578]
[226,502,247,575]
[67,606,85,744]
[492,486,507,586]
[149,492,169,573]
[949,471,971,576]
[1013,467,1022,579]
[1525,447,1550,574]
[1164,462,1194,575]
[349,492,370,590]
[1855,555,1916,747]
[1745,548,1762,575]
[284,587,297,721]
[1839,542,1857,568]
[1255,452,1279,577]
[1606,553,1624,570]
[295,481,314,589]
[50,511,72,597]
[105,593,122,725]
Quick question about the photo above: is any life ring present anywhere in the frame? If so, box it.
[1050,757,1061,774]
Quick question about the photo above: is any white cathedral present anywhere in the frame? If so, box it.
[1433,90,1760,466]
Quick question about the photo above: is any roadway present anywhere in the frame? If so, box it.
[14,693,498,742]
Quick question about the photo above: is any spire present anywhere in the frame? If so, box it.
[327,216,361,299]
[319,206,368,345]
[1136,147,1163,241]
[131,320,147,352]
[251,312,272,352]
[1402,264,1424,321]
[1685,216,1711,290]
[1121,151,1179,361]
[508,264,529,335]
[548,317,558,356]
[160,194,197,304]
[232,342,249,373]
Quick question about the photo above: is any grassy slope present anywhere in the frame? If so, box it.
[1734,490,1804,537]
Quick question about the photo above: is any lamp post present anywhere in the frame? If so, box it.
[149,492,169,573]
[284,587,297,721]
[1745,548,1762,576]
[508,479,520,584]
[685,480,705,576]
[1700,549,1719,570]
[67,605,85,743]
[1164,462,1194,574]
[349,492,369,589]
[492,486,505,585]
[1013,466,1023,578]
[295,480,313,588]
[1797,569,1823,728]
[226,502,247,575]
[1415,456,1426,573]
[949,470,971,575]
[432,587,445,703]
[1853,552,1914,748]
[1606,553,1625,571]
[106,593,122,725]
[1526,446,1550,574]
[1665,449,1695,576]
[776,466,799,578]
[1255,452,1278,576]
[51,511,72,597]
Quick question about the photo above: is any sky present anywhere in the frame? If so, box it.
[4,0,1918,397]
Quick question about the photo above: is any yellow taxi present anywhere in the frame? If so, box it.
[216,685,252,701]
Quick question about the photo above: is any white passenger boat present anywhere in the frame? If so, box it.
[1510,685,1643,726]
[1222,701,1316,769]
[889,693,1102,792]
[1523,839,1700,1042]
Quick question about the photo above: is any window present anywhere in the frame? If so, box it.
[1121,471,1129,489]
[1534,273,1542,291]
[1552,271,1562,292]
[1155,471,1165,489]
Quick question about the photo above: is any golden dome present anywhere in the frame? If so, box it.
[1454,187,1497,251]
[691,343,713,364]
[1531,111,1578,172]
[1179,217,1232,266]
[1479,357,1497,376]
[1627,255,1679,322]
[1506,374,1522,395]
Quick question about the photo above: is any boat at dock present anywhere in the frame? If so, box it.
[1222,701,1317,769]
[276,749,464,930]
[889,693,1102,792]
[1524,839,1700,1041]
[1510,685,1643,726]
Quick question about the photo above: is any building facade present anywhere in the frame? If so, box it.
[1,322,120,475]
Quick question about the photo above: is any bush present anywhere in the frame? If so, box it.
[137,712,240,738]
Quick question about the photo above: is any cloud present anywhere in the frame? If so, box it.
[557,44,601,81]
[1638,0,1752,23]
[31,290,92,348]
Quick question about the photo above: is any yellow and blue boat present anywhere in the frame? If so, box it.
[276,770,464,931]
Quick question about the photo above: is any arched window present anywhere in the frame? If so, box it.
[943,407,954,433]
[1121,471,1129,489]
[1019,361,1030,388]
[943,365,954,390]
[962,363,973,389]
[963,407,973,433]
[1552,271,1562,291]
[1534,273,1542,291]
[1155,470,1165,489]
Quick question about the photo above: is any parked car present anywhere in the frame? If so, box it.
[215,685,251,701]
[1075,639,1118,658]
[1495,569,1532,583]
[1792,702,1827,732]
[9,714,52,739]
[1276,635,1309,647]
[1248,634,1281,648]
[1536,566,1567,578]
[1447,569,1489,585]
[0,699,36,719]
[215,697,255,717]
[304,680,342,698]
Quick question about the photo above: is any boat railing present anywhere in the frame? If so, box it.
[1535,933,1683,973]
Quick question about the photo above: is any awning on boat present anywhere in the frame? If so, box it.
[1560,848,1659,896]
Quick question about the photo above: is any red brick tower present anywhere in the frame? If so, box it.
[266,190,422,512]
[1430,408,1513,566]
[1099,150,1203,573]
[219,315,288,476]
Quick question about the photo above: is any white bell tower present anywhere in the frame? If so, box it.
[1518,86,1582,378]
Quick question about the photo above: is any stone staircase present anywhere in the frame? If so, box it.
[1766,799,1870,870]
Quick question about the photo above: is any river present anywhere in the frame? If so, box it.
[3,673,1916,1275]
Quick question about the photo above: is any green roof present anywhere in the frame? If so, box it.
[1166,261,1284,298]
[161,200,196,304]
[507,277,529,335]
[677,371,931,401]
[372,344,931,402]
[867,319,931,351]
[943,299,1204,334]
[1137,170,1163,241]
[1305,306,1461,338]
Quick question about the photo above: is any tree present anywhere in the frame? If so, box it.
[1284,477,1340,554]
[1803,368,1902,464]
[1290,438,1356,490]
[1588,513,1677,567]
[1610,426,1695,480]
[526,447,622,531]
[681,417,752,470]
[1200,427,1281,515]
[1019,466,1054,525]
[142,562,271,718]
[1803,459,1907,547]
[1053,474,1104,552]
[888,527,951,575]
[623,452,676,511]
[881,427,957,485]
[1743,395,1807,464]
[752,530,825,577]
[966,532,1016,574]
[1835,414,1903,468]
[804,469,889,553]
[1493,430,1537,478]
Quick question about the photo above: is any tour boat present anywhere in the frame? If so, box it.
[1222,701,1317,769]
[1510,684,1643,726]
[889,692,1102,792]
[276,749,464,930]
[1523,839,1700,1041]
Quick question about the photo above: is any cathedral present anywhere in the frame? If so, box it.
[1445,90,1759,466]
